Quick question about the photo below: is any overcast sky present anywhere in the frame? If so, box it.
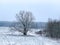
[0,0,60,22]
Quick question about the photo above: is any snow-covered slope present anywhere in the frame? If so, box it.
[0,35,60,45]
[0,27,60,45]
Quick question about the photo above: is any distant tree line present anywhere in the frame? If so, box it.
[0,21,45,29]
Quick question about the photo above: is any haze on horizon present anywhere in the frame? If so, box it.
[0,0,60,22]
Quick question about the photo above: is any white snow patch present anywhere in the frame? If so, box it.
[0,27,60,45]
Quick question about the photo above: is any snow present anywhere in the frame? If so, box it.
[0,27,60,45]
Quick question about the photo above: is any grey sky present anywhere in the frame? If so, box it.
[0,0,60,22]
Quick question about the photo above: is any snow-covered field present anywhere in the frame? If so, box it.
[0,27,60,45]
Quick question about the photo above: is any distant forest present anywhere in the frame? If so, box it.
[0,21,46,29]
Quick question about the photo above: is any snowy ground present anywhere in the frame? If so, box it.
[0,27,60,45]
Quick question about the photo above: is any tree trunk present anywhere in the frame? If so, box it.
[23,28,27,35]
[24,32,27,35]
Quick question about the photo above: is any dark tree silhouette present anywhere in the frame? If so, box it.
[11,11,34,35]
[44,18,60,38]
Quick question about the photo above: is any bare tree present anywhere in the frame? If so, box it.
[11,11,34,35]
